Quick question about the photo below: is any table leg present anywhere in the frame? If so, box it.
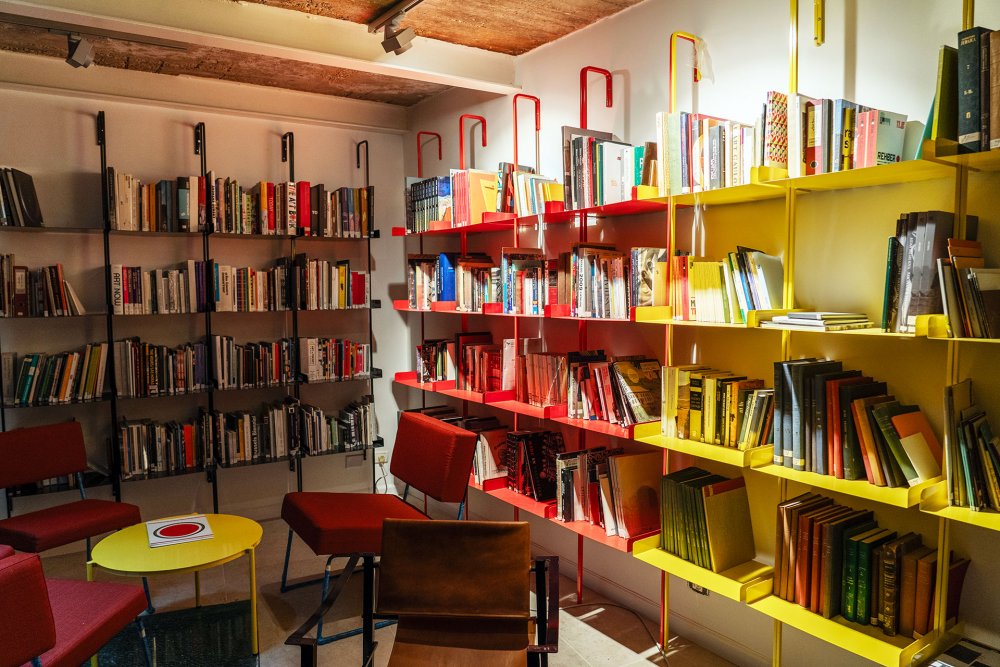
[195,571,201,607]
[248,548,258,655]
[86,560,94,582]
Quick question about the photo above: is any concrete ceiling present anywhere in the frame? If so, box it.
[240,0,646,56]
[0,0,644,107]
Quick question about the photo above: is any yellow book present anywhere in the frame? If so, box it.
[702,477,756,573]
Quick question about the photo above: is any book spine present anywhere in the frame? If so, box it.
[959,28,987,151]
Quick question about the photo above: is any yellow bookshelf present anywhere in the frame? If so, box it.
[749,464,941,509]
[636,432,772,468]
[783,159,954,193]
[672,182,786,207]
[633,535,773,603]
[749,595,938,667]
[920,481,1000,533]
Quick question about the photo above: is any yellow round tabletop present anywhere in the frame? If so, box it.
[91,514,263,576]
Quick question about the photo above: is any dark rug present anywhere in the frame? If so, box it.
[93,600,258,667]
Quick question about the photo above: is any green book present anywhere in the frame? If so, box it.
[931,45,959,143]
[872,402,921,484]
[843,525,882,621]
[856,529,896,625]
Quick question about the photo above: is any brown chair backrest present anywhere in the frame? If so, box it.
[377,519,531,620]
[389,412,478,503]
[0,421,87,488]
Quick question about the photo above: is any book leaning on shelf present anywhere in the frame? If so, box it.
[107,168,374,237]
[670,247,784,324]
[521,352,568,408]
[660,364,774,450]
[1,256,86,317]
[944,379,1000,511]
[661,467,756,573]
[775,493,969,637]
[502,429,565,502]
[567,351,662,426]
[111,261,209,315]
[771,358,943,487]
[1,343,109,406]
[0,167,44,227]
[936,238,1000,339]
[114,338,209,398]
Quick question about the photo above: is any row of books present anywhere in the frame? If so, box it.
[760,311,874,332]
[938,238,1000,339]
[654,112,756,194]
[209,257,368,313]
[772,358,943,487]
[295,256,370,311]
[2,344,109,406]
[567,352,661,426]
[114,338,208,398]
[521,352,568,408]
[212,336,295,390]
[660,467,755,573]
[108,168,375,237]
[945,29,999,153]
[298,337,371,383]
[0,258,87,317]
[299,397,376,456]
[670,248,784,323]
[120,417,209,478]
[661,366,775,450]
[559,449,660,539]
[562,127,654,210]
[0,167,43,227]
[944,379,1000,511]
[112,261,208,315]
[776,493,968,637]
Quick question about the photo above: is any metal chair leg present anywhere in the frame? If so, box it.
[141,577,155,614]
[362,554,375,666]
[135,619,152,667]
[281,529,294,592]
[86,537,92,561]
[316,555,336,642]
[457,501,465,520]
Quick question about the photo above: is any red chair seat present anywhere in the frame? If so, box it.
[30,578,148,667]
[282,492,428,556]
[0,499,141,553]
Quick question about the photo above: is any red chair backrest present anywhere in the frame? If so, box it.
[0,421,88,488]
[0,553,57,666]
[390,412,477,504]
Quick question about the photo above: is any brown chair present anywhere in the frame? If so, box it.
[374,519,558,667]
[281,411,479,660]
[0,422,141,560]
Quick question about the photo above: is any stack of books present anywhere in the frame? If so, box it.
[114,338,209,398]
[556,243,629,319]
[212,336,295,389]
[299,397,375,455]
[772,358,943,486]
[762,312,873,332]
[930,29,1000,154]
[450,169,499,227]
[406,254,438,310]
[630,247,668,308]
[209,259,291,312]
[561,126,650,209]
[293,255,369,311]
[404,176,451,233]
[2,344,110,406]
[567,351,662,426]
[775,493,969,636]
[944,379,1000,511]
[661,365,774,449]
[661,468,756,572]
[111,261,207,315]
[0,168,43,227]
[938,238,1000,339]
[522,352,568,408]
[501,247,547,315]
[0,258,86,317]
[119,418,204,478]
[502,429,566,501]
[455,254,499,312]
[298,337,370,383]
[670,247,784,323]
[654,112,756,195]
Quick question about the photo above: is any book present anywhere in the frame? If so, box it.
[959,28,992,152]
[146,514,214,548]
[608,452,660,539]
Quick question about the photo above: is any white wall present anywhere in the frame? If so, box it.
[1,51,410,526]
[404,0,1000,664]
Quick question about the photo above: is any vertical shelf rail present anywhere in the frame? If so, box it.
[194,121,220,514]
[579,66,612,130]
[97,110,124,503]
[357,139,378,490]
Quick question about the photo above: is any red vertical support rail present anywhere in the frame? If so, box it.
[416,131,442,179]
[579,66,613,130]
[459,114,487,171]
[513,94,541,171]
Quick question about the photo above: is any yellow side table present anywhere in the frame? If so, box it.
[88,514,263,654]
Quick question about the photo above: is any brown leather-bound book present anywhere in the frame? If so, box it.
[913,549,939,636]
[991,32,1000,150]
[775,493,818,601]
[809,506,853,613]
[795,504,845,608]
[784,495,832,600]
[899,545,935,637]
[880,532,922,636]
[944,556,971,624]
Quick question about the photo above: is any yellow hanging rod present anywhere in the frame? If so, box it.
[669,31,702,114]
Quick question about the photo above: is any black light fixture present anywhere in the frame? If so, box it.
[65,33,94,68]
[367,0,423,56]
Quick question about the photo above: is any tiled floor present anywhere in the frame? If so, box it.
[42,518,732,666]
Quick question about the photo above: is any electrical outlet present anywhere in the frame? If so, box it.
[377,455,387,465]
[688,583,709,596]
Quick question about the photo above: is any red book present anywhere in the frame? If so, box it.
[265,182,276,234]
[197,176,207,231]
[183,423,195,468]
[827,376,871,478]
[296,181,311,235]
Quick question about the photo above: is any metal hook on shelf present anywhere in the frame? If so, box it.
[513,94,541,172]
[356,140,370,189]
[281,132,295,183]
[669,32,701,114]
[416,131,442,178]
[459,114,487,171]
[579,66,612,130]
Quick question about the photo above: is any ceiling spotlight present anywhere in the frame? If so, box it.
[381,14,415,56]
[66,34,94,68]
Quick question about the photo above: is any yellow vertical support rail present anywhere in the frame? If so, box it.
[963,0,975,30]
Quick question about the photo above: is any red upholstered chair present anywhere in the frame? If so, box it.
[0,422,141,560]
[280,411,478,657]
[0,548,149,667]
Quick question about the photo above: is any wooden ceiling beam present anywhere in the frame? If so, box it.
[0,0,519,95]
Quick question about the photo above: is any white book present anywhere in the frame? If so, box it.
[146,515,214,548]
[111,265,124,314]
